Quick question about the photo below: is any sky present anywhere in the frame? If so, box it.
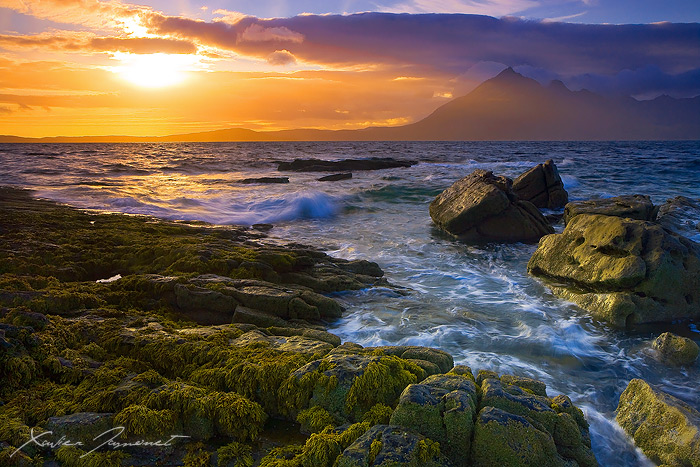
[1,0,699,137]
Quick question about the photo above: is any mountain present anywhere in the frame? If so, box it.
[2,68,698,142]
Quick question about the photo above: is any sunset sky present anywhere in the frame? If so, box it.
[1,0,699,137]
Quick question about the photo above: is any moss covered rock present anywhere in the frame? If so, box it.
[616,379,700,466]
[563,195,657,225]
[429,169,553,243]
[336,424,446,467]
[390,373,477,466]
[652,332,699,366]
[528,213,700,327]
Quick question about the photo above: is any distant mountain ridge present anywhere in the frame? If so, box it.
[3,68,698,142]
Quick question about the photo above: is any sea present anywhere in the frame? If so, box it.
[2,140,699,466]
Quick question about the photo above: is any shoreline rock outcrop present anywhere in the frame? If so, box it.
[513,159,568,209]
[278,157,414,172]
[528,212,700,327]
[0,186,597,466]
[429,169,553,243]
[652,332,699,366]
[563,194,656,225]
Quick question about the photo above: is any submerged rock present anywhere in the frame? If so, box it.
[528,213,700,327]
[563,195,656,225]
[513,159,568,209]
[239,177,289,184]
[279,158,414,172]
[429,169,553,243]
[617,379,700,466]
[318,173,353,182]
[652,332,699,366]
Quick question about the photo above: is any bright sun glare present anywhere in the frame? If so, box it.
[113,53,199,88]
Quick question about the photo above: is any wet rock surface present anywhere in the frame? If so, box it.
[657,195,700,239]
[563,194,657,225]
[652,332,699,366]
[513,159,568,209]
[528,213,700,327]
[430,169,553,243]
[617,379,700,467]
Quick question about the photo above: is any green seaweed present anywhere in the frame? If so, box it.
[217,441,253,467]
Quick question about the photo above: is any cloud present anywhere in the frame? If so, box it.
[266,49,297,65]
[0,0,145,28]
[238,24,304,43]
[381,0,540,16]
[568,66,700,99]
[0,33,198,54]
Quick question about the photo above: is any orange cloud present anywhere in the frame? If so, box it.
[266,49,296,65]
[0,0,145,28]
[0,33,197,54]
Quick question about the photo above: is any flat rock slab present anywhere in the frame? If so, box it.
[318,173,353,181]
[239,177,289,184]
[278,158,414,172]
[563,194,656,225]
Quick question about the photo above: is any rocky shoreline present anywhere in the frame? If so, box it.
[1,168,699,466]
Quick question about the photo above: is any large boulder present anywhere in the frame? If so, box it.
[563,195,656,225]
[528,213,700,327]
[652,332,699,366]
[429,169,553,243]
[513,160,568,209]
[616,379,700,467]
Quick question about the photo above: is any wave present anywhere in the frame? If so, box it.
[222,191,339,225]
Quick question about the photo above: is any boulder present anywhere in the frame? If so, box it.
[230,329,335,355]
[429,169,553,243]
[563,195,656,225]
[318,173,353,182]
[336,425,446,467]
[513,160,568,209]
[278,158,414,172]
[657,196,700,239]
[528,213,700,327]
[390,373,477,466]
[616,379,700,466]
[652,332,699,366]
[173,284,238,324]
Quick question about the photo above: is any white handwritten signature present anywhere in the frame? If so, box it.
[11,427,189,458]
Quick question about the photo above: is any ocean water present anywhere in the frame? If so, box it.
[2,140,699,466]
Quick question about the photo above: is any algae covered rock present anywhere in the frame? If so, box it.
[390,373,477,466]
[513,159,569,209]
[616,379,700,466]
[429,169,553,243]
[563,194,656,225]
[528,213,700,327]
[652,332,699,366]
[44,412,114,442]
[336,424,446,467]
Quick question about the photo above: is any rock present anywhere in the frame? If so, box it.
[616,379,700,466]
[336,425,446,467]
[44,412,115,443]
[239,177,289,184]
[173,284,238,324]
[252,223,274,232]
[318,173,353,182]
[429,169,553,243]
[652,332,699,366]
[390,373,477,466]
[232,306,289,328]
[278,158,414,172]
[563,195,656,225]
[471,406,563,467]
[374,346,454,374]
[282,353,423,422]
[230,329,334,355]
[528,213,700,327]
[513,160,568,209]
[657,196,700,239]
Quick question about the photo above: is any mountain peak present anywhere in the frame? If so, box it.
[548,79,570,92]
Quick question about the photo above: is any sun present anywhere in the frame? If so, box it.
[113,53,200,88]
